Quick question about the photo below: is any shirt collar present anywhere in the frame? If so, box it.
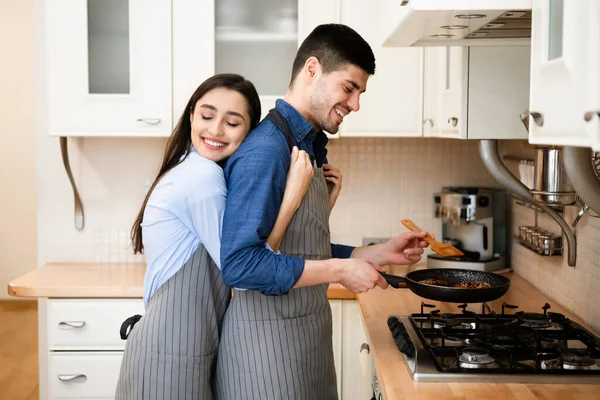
[275,99,317,143]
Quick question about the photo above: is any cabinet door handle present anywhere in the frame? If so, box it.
[136,118,162,125]
[360,343,370,353]
[423,118,434,127]
[58,321,86,330]
[58,374,87,383]
[522,111,544,127]
[447,117,458,127]
[584,111,600,122]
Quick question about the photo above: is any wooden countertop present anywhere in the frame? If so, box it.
[358,265,600,400]
[8,263,355,300]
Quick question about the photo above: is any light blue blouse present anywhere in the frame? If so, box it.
[141,148,226,306]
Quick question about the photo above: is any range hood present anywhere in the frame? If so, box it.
[384,0,532,47]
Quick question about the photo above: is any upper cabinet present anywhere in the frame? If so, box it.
[338,0,424,138]
[211,0,339,122]
[423,46,530,140]
[45,0,172,137]
[585,1,600,152]
[528,0,592,148]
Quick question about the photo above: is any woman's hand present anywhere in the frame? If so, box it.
[323,163,342,212]
[282,146,314,210]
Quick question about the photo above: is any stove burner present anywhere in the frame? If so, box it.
[432,313,460,329]
[458,348,496,369]
[563,352,599,370]
[517,312,552,328]
[431,313,475,330]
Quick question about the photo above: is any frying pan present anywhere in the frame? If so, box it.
[380,268,510,303]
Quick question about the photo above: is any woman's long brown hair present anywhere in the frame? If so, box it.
[131,74,261,254]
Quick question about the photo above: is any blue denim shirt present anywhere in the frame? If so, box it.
[220,99,354,295]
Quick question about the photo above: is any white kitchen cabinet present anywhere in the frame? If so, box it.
[330,299,343,397]
[423,47,467,139]
[528,0,592,148]
[45,0,172,137]
[172,0,215,123]
[42,299,144,400]
[424,46,530,140]
[585,1,600,152]
[213,0,341,125]
[338,1,424,137]
[342,300,372,400]
[49,352,124,399]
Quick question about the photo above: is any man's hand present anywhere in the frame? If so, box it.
[382,231,430,265]
[336,258,388,293]
[351,231,430,266]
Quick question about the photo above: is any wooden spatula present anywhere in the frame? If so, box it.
[400,219,464,258]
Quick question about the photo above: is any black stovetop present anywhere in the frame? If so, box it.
[395,302,600,375]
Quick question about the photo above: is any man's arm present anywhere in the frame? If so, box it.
[221,138,305,295]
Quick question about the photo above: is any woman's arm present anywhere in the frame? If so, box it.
[266,147,313,252]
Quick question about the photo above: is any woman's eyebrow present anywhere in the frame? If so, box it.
[199,104,245,120]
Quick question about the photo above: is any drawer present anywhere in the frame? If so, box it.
[48,299,144,350]
[49,352,123,399]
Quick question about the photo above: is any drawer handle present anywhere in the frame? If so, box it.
[58,374,87,383]
[522,111,544,127]
[360,343,370,354]
[423,118,434,127]
[136,118,162,125]
[584,111,600,122]
[447,117,458,127]
[58,321,86,330]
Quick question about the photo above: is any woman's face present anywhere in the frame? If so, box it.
[190,87,252,162]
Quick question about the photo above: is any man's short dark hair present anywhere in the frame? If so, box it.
[289,24,376,86]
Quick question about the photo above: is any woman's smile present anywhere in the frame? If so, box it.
[202,137,228,150]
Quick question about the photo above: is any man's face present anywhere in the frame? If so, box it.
[308,64,369,134]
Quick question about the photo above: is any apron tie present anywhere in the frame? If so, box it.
[120,314,142,340]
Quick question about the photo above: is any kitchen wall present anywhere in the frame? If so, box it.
[37,137,500,264]
[0,0,37,300]
[327,138,500,246]
[504,142,600,332]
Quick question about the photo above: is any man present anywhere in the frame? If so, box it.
[215,24,428,399]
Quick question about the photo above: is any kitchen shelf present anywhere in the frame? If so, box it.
[513,236,563,257]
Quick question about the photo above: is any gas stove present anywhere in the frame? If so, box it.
[388,302,600,383]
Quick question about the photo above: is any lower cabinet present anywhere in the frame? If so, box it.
[42,298,370,399]
[49,352,124,400]
[43,299,144,400]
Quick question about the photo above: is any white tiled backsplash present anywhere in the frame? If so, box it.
[511,199,600,332]
[38,137,498,263]
[327,138,499,246]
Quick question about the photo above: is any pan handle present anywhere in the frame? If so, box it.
[379,272,408,289]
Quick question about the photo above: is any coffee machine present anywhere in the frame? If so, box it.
[428,187,509,272]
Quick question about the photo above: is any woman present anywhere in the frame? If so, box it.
[115,74,341,400]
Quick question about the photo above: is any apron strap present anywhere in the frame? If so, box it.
[265,108,317,166]
[120,314,142,340]
[265,108,297,153]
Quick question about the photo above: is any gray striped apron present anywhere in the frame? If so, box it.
[115,244,231,400]
[214,166,337,400]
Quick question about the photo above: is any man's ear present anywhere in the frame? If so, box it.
[303,56,321,83]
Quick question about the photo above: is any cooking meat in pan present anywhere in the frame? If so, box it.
[420,278,492,289]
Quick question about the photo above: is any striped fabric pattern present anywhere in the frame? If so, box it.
[215,168,338,400]
[115,244,231,400]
